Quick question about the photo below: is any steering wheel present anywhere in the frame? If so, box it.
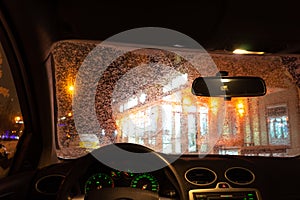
[56,143,186,200]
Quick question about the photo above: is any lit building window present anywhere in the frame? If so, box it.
[188,113,197,152]
[267,105,290,145]
[199,106,208,136]
[162,104,173,154]
[174,112,181,153]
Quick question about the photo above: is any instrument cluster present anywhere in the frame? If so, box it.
[83,169,160,193]
[78,162,179,199]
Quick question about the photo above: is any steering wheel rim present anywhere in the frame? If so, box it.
[56,143,186,200]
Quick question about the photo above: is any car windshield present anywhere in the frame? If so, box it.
[53,39,300,159]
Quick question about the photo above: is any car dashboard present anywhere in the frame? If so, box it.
[28,150,300,200]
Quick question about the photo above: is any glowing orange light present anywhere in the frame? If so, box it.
[238,109,244,116]
[68,85,75,93]
[67,112,72,117]
[236,102,245,117]
[66,73,75,95]
[14,116,21,122]
[14,116,24,124]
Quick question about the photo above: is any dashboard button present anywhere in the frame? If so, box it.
[218,182,230,188]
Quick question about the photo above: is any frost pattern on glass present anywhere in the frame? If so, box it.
[53,40,300,158]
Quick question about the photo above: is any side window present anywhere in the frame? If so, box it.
[0,44,23,178]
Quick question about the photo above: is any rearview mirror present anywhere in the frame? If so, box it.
[191,76,266,99]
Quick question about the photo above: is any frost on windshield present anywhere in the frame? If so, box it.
[53,40,300,158]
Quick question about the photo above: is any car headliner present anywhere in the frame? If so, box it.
[1,0,300,66]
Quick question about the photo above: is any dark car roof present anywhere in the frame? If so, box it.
[1,0,300,67]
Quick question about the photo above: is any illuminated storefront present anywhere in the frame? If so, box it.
[113,82,264,155]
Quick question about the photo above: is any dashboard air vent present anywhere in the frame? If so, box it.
[185,167,217,186]
[35,174,65,195]
[225,167,255,185]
